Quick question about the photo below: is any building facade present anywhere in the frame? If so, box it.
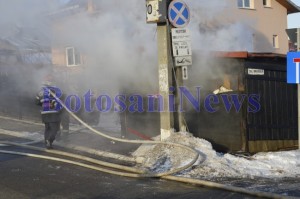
[198,0,299,54]
[49,0,300,152]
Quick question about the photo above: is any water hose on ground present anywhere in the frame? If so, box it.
[0,150,143,178]
[60,143,144,164]
[0,144,288,199]
[0,129,141,164]
[0,141,144,174]
[0,94,290,198]
[0,139,43,147]
[0,127,289,198]
[49,90,200,177]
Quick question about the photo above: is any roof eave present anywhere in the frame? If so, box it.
[213,51,287,59]
[277,0,300,14]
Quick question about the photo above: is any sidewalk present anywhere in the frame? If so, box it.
[0,115,140,156]
[0,115,43,133]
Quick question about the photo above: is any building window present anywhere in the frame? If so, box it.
[237,0,254,9]
[263,0,271,7]
[66,47,81,66]
[273,35,279,48]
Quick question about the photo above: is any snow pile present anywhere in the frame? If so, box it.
[133,132,300,179]
[22,132,43,140]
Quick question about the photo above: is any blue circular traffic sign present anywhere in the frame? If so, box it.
[168,0,190,28]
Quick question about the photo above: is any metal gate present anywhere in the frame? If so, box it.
[245,60,298,152]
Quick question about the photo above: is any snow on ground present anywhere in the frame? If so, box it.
[132,132,300,179]
[22,132,43,140]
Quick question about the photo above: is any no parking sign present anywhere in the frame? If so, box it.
[168,0,190,28]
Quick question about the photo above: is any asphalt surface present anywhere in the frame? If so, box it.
[0,115,297,199]
[0,151,256,199]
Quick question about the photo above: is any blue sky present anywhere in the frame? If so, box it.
[289,0,300,28]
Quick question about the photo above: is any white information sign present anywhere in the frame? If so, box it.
[248,68,265,76]
[172,41,192,57]
[171,28,191,41]
[171,28,192,59]
[182,66,188,80]
[175,56,192,67]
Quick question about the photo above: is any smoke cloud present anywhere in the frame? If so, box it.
[0,0,258,121]
[0,0,256,94]
[50,0,255,95]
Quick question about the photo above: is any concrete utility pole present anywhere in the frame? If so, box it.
[146,0,191,140]
[146,0,174,140]
[157,23,174,140]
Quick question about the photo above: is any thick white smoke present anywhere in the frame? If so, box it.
[0,0,256,96]
[52,0,255,95]
[186,0,254,51]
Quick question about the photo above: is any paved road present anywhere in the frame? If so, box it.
[0,116,257,199]
[1,116,299,198]
[0,151,255,199]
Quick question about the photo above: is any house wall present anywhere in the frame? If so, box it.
[51,11,88,67]
[52,15,74,67]
[51,0,291,68]
[224,0,289,54]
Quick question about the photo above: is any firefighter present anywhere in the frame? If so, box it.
[36,75,62,149]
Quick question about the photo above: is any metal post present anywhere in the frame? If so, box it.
[157,23,174,140]
[297,28,300,149]
[298,28,300,52]
[298,84,300,149]
[175,67,186,132]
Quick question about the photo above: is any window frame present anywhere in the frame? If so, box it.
[66,47,81,67]
[263,0,272,7]
[272,35,279,49]
[237,0,254,9]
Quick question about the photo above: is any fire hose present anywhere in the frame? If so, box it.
[0,88,200,177]
[46,90,200,178]
[0,140,287,199]
[0,90,290,199]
